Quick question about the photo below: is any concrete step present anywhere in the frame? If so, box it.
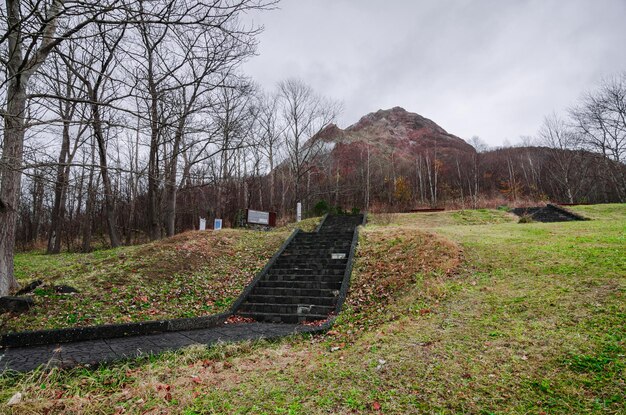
[238,312,329,324]
[273,258,348,267]
[267,268,344,276]
[239,303,335,315]
[270,263,347,271]
[263,273,344,283]
[247,295,337,306]
[255,280,343,290]
[251,286,339,297]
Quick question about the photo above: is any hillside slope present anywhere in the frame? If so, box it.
[1,218,320,333]
[1,205,624,414]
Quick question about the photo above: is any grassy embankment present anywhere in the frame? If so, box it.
[1,218,320,334]
[1,205,624,414]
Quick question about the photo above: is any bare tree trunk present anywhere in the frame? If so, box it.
[91,102,121,247]
[456,156,465,208]
[365,146,370,212]
[163,182,177,236]
[243,152,249,209]
[162,142,179,237]
[0,33,27,294]
[126,120,140,244]
[146,56,162,240]
[281,168,287,216]
[473,153,480,208]
[30,172,45,243]
[82,142,97,253]
[425,154,438,208]
[47,112,72,254]
[1,0,68,294]
[334,168,339,206]
[269,147,275,209]
[507,157,518,201]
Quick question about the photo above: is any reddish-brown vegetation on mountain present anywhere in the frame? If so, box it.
[317,106,475,164]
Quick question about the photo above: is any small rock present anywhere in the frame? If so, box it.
[0,296,34,314]
[7,392,22,406]
[54,285,79,294]
[15,279,43,295]
[330,346,340,352]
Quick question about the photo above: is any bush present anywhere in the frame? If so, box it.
[312,200,360,216]
[313,200,331,216]
[518,214,534,224]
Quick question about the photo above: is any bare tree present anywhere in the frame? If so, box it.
[538,113,585,203]
[38,48,90,253]
[570,73,626,201]
[0,0,274,295]
[467,136,487,208]
[58,22,127,247]
[277,79,340,212]
[256,92,284,210]
[160,24,256,236]
[0,0,126,295]
[212,82,256,219]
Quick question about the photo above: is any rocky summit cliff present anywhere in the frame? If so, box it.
[316,107,475,162]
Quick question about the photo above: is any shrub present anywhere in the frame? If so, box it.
[313,200,331,216]
[518,214,534,223]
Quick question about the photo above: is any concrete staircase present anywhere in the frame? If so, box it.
[236,214,363,323]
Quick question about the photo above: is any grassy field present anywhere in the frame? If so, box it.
[1,218,320,333]
[1,205,624,414]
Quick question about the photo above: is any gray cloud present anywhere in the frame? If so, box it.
[243,0,626,146]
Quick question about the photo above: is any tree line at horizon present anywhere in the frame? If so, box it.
[0,1,624,296]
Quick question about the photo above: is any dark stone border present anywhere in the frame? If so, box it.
[0,313,231,348]
[547,204,590,221]
[512,204,589,222]
[228,228,300,312]
[0,228,301,349]
[313,213,329,232]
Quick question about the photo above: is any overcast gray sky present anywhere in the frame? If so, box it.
[242,0,626,146]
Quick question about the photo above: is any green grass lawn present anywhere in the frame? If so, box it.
[2,218,320,334]
[1,205,624,414]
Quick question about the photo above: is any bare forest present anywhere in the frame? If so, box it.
[1,1,625,297]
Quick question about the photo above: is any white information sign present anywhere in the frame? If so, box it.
[214,218,223,230]
[199,217,206,231]
[247,209,270,225]
[296,202,302,222]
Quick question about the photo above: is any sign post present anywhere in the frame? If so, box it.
[296,202,302,222]
[214,218,223,230]
[247,209,270,225]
